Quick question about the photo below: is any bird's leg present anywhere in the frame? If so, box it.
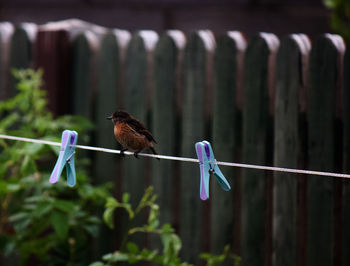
[134,150,142,159]
[120,148,128,157]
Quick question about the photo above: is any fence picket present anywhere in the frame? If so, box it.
[0,22,14,100]
[122,31,158,251]
[123,30,158,205]
[307,34,345,266]
[343,39,350,266]
[8,25,35,97]
[211,31,246,258]
[273,34,310,266]
[241,33,278,266]
[152,31,184,225]
[71,32,97,118]
[180,31,214,264]
[94,31,123,255]
[35,28,70,115]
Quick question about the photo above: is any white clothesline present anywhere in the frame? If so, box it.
[0,133,350,179]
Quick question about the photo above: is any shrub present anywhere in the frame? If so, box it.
[0,69,111,265]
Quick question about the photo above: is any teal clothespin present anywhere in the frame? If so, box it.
[49,130,78,187]
[195,140,231,200]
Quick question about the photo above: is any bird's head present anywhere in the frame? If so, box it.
[107,110,131,124]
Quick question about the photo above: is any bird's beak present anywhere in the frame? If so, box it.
[106,115,112,120]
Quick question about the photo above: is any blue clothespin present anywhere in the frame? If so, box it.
[195,140,231,200]
[49,130,78,187]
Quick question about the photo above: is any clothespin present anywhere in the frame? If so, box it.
[49,130,78,187]
[195,141,231,200]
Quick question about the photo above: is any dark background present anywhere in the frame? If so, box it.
[0,0,330,37]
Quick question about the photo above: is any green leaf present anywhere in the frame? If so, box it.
[124,204,135,219]
[83,224,99,237]
[14,217,31,232]
[88,262,105,266]
[105,197,119,208]
[103,252,129,262]
[24,143,44,155]
[147,219,159,231]
[161,223,174,233]
[103,206,116,229]
[23,203,36,211]
[53,199,75,213]
[148,204,159,221]
[200,253,211,259]
[4,242,15,256]
[139,249,158,261]
[0,181,8,195]
[323,0,335,8]
[9,212,29,222]
[20,155,37,176]
[51,211,69,240]
[104,197,134,221]
[32,201,52,218]
[24,195,43,203]
[126,242,139,254]
[86,215,101,224]
[122,192,130,203]
[161,233,182,262]
[0,113,19,130]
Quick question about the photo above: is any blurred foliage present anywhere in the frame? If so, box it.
[91,186,190,266]
[324,0,350,42]
[200,245,241,266]
[91,186,240,266]
[0,69,112,265]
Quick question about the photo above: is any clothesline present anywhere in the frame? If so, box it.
[1,133,350,179]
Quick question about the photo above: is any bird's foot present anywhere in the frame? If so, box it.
[120,148,128,157]
[134,150,141,159]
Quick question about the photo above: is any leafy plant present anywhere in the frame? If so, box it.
[200,245,241,266]
[0,69,112,265]
[91,186,241,266]
[323,0,350,42]
[91,186,190,266]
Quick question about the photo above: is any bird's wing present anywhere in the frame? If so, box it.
[126,118,157,143]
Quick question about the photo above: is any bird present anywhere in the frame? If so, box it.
[107,110,159,160]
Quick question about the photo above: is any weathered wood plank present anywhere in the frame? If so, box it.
[8,24,36,98]
[35,28,70,115]
[0,22,14,100]
[36,19,107,116]
[94,30,130,256]
[152,30,185,225]
[0,28,3,100]
[122,30,158,206]
[241,33,279,266]
[70,32,96,118]
[180,30,215,265]
[307,34,345,266]
[94,32,120,256]
[95,31,130,183]
[273,34,310,266]
[211,31,246,258]
[343,36,350,266]
[120,31,158,256]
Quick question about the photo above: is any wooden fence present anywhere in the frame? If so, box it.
[0,19,349,266]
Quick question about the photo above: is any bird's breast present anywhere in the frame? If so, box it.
[114,123,149,151]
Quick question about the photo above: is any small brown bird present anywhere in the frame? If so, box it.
[107,110,159,159]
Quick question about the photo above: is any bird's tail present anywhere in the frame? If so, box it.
[150,146,160,160]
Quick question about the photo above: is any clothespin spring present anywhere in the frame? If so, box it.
[198,160,216,174]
